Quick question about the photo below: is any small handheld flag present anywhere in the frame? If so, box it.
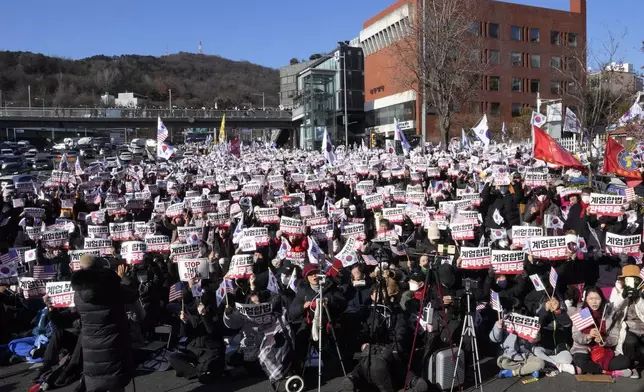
[529,274,546,292]
[570,307,595,331]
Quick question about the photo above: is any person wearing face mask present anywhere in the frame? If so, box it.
[609,265,644,368]
[523,187,560,228]
[570,287,635,377]
[482,179,523,230]
[564,188,592,239]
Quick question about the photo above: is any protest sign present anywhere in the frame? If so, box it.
[460,247,492,269]
[177,258,210,281]
[491,250,525,275]
[84,238,113,256]
[170,243,200,260]
[364,193,384,210]
[120,241,147,265]
[382,208,404,224]
[605,233,641,256]
[341,223,365,238]
[511,226,544,247]
[144,235,171,253]
[166,203,186,218]
[504,313,540,343]
[109,222,135,241]
[589,193,626,217]
[280,216,305,235]
[41,230,69,249]
[19,278,49,299]
[256,207,280,224]
[450,223,475,241]
[228,254,253,279]
[68,249,101,272]
[45,281,75,308]
[234,302,274,325]
[527,236,568,261]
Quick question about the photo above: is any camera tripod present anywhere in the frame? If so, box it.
[450,289,483,392]
[303,277,347,392]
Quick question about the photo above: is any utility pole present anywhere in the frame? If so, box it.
[28,85,31,109]
[420,0,427,153]
[169,89,172,111]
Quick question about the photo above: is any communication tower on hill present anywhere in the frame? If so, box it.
[198,40,203,55]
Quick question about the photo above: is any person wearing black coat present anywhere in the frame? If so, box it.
[482,181,523,230]
[71,255,139,392]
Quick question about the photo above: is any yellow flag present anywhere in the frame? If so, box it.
[218,114,226,143]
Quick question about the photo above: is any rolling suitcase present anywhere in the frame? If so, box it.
[427,346,465,391]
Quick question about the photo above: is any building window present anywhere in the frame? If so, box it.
[530,54,541,68]
[566,57,578,72]
[530,28,540,43]
[490,102,501,116]
[568,32,578,47]
[530,79,540,93]
[551,31,561,45]
[550,56,562,70]
[488,23,500,38]
[512,103,522,117]
[469,49,481,63]
[489,50,500,64]
[511,25,522,41]
[511,77,522,92]
[489,76,500,91]
[469,21,481,36]
[550,80,562,94]
[511,52,522,67]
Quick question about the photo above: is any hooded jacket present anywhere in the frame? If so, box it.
[71,268,139,392]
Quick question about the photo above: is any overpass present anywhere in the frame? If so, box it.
[0,107,295,130]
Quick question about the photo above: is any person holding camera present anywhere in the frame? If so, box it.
[609,265,644,366]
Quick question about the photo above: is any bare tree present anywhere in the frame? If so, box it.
[393,0,487,147]
[553,29,634,180]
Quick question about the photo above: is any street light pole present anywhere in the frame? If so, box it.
[421,0,427,153]
[168,89,172,111]
[28,85,31,109]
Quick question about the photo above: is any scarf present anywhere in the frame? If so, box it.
[579,201,589,219]
[535,199,551,225]
[581,306,614,370]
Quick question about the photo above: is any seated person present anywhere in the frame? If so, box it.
[490,318,545,378]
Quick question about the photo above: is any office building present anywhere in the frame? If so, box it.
[283,43,365,149]
[361,0,587,141]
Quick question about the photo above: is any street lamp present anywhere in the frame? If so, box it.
[335,43,349,147]
[35,98,45,114]
[250,92,265,111]
[168,89,172,111]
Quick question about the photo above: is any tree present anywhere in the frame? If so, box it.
[289,58,299,65]
[552,30,634,179]
[393,0,487,147]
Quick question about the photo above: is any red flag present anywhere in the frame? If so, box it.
[230,136,241,158]
[602,137,642,180]
[532,125,583,169]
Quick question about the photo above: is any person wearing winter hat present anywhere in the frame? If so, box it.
[609,265,644,366]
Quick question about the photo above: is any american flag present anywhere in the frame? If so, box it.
[169,282,184,302]
[490,290,501,312]
[476,302,488,312]
[0,249,19,265]
[570,307,595,331]
[549,267,558,291]
[625,188,636,203]
[32,265,57,280]
[157,117,169,144]
[640,267,644,281]
[299,205,313,217]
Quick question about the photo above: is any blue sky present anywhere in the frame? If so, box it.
[0,0,641,71]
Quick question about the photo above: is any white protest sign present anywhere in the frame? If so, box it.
[228,254,253,279]
[383,208,404,224]
[280,216,305,235]
[527,236,568,261]
[144,235,171,253]
[84,238,113,256]
[45,281,75,308]
[170,243,200,261]
[177,258,210,281]
[589,193,625,217]
[450,223,475,241]
[121,241,147,265]
[460,247,492,270]
[511,226,544,247]
[491,250,525,275]
[109,222,135,241]
[605,233,641,256]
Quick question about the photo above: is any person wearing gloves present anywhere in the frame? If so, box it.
[609,265,644,366]
[490,318,545,378]
[571,287,635,377]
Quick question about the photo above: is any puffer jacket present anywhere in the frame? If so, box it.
[609,282,644,355]
[489,324,535,362]
[570,304,620,355]
[71,268,139,392]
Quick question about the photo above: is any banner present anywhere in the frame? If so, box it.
[511,226,544,247]
[382,208,404,224]
[450,223,475,241]
[170,243,200,260]
[42,230,69,249]
[84,238,113,256]
[280,216,305,235]
[491,250,525,275]
[145,235,171,253]
[109,222,135,241]
[524,172,548,187]
[68,249,100,272]
[605,233,641,256]
[166,203,186,218]
[460,247,492,269]
[234,302,274,325]
[177,258,210,281]
[527,236,568,260]
[242,227,270,247]
[192,199,212,214]
[19,277,49,299]
[257,208,280,224]
[504,313,541,343]
[589,193,625,217]
[341,223,365,238]
[45,281,75,307]
[121,241,147,264]
[228,254,253,279]
[363,193,384,210]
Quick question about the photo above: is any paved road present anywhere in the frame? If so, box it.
[2,358,643,392]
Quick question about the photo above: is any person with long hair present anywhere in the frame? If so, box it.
[571,287,636,377]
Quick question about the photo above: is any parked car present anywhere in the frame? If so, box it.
[119,151,133,162]
[1,162,28,175]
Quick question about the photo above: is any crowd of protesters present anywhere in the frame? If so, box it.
[1,139,644,392]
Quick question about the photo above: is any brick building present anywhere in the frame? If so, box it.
[361,0,587,142]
